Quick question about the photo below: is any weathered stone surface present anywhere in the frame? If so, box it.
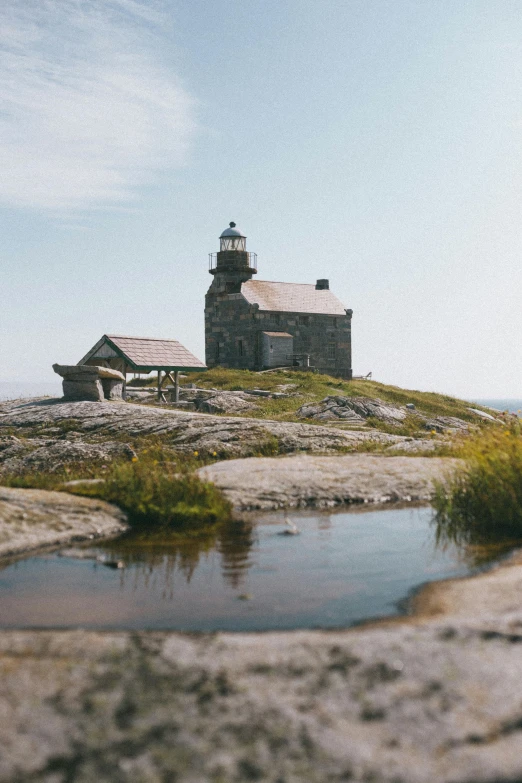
[198,454,460,510]
[385,438,441,453]
[52,364,124,381]
[412,547,522,621]
[125,388,155,399]
[298,396,407,424]
[177,387,268,413]
[423,415,469,433]
[0,486,127,558]
[1,588,522,783]
[100,378,124,400]
[193,390,259,414]
[0,435,136,474]
[62,379,104,402]
[467,407,498,421]
[53,365,125,402]
[52,363,100,379]
[0,399,422,458]
[299,396,473,432]
[96,367,125,381]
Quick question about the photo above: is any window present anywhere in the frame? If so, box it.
[238,340,244,356]
[298,315,310,326]
[327,343,336,359]
[215,343,220,362]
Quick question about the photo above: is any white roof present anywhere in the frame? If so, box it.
[220,222,246,238]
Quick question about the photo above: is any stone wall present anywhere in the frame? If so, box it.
[205,291,258,369]
[205,285,352,377]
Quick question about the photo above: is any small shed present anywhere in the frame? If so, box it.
[261,331,293,369]
[78,334,206,400]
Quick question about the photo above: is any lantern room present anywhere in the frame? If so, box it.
[220,222,246,252]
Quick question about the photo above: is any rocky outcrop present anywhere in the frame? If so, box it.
[298,396,471,432]
[298,396,408,424]
[0,486,127,558]
[183,389,260,414]
[199,454,460,510]
[0,399,432,459]
[1,592,522,783]
[0,435,136,474]
[422,415,469,433]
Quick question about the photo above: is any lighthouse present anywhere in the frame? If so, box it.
[204,221,352,377]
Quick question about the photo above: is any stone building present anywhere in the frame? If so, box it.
[205,223,353,378]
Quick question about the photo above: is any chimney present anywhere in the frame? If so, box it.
[316,279,329,290]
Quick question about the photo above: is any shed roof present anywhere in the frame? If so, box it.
[262,331,293,338]
[241,280,346,315]
[78,335,206,372]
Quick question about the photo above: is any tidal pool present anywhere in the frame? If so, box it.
[0,505,510,631]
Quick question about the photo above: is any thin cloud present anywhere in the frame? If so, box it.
[0,1,196,211]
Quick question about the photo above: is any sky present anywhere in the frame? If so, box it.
[1,0,521,399]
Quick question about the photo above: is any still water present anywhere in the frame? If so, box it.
[0,506,495,632]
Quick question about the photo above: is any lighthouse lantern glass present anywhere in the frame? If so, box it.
[220,235,246,252]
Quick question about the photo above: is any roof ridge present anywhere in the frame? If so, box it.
[106,335,182,343]
[245,280,317,287]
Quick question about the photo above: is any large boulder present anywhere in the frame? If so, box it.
[53,364,125,402]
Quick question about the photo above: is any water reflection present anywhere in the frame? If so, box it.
[100,518,257,594]
[0,506,519,632]
[432,516,522,568]
[216,520,257,588]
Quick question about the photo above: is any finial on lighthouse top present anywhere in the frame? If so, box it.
[219,221,246,251]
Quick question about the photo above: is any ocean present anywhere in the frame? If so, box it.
[0,382,62,402]
[473,399,522,415]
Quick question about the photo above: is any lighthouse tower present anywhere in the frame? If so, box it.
[208,222,257,294]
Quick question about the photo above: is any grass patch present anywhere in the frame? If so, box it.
[1,445,232,530]
[433,419,522,544]
[94,460,231,529]
[179,369,491,429]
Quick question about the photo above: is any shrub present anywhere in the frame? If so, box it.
[1,445,232,530]
[79,448,231,529]
[433,419,522,544]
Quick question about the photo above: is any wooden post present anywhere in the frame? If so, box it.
[122,363,127,400]
[157,370,162,401]
[174,371,180,403]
